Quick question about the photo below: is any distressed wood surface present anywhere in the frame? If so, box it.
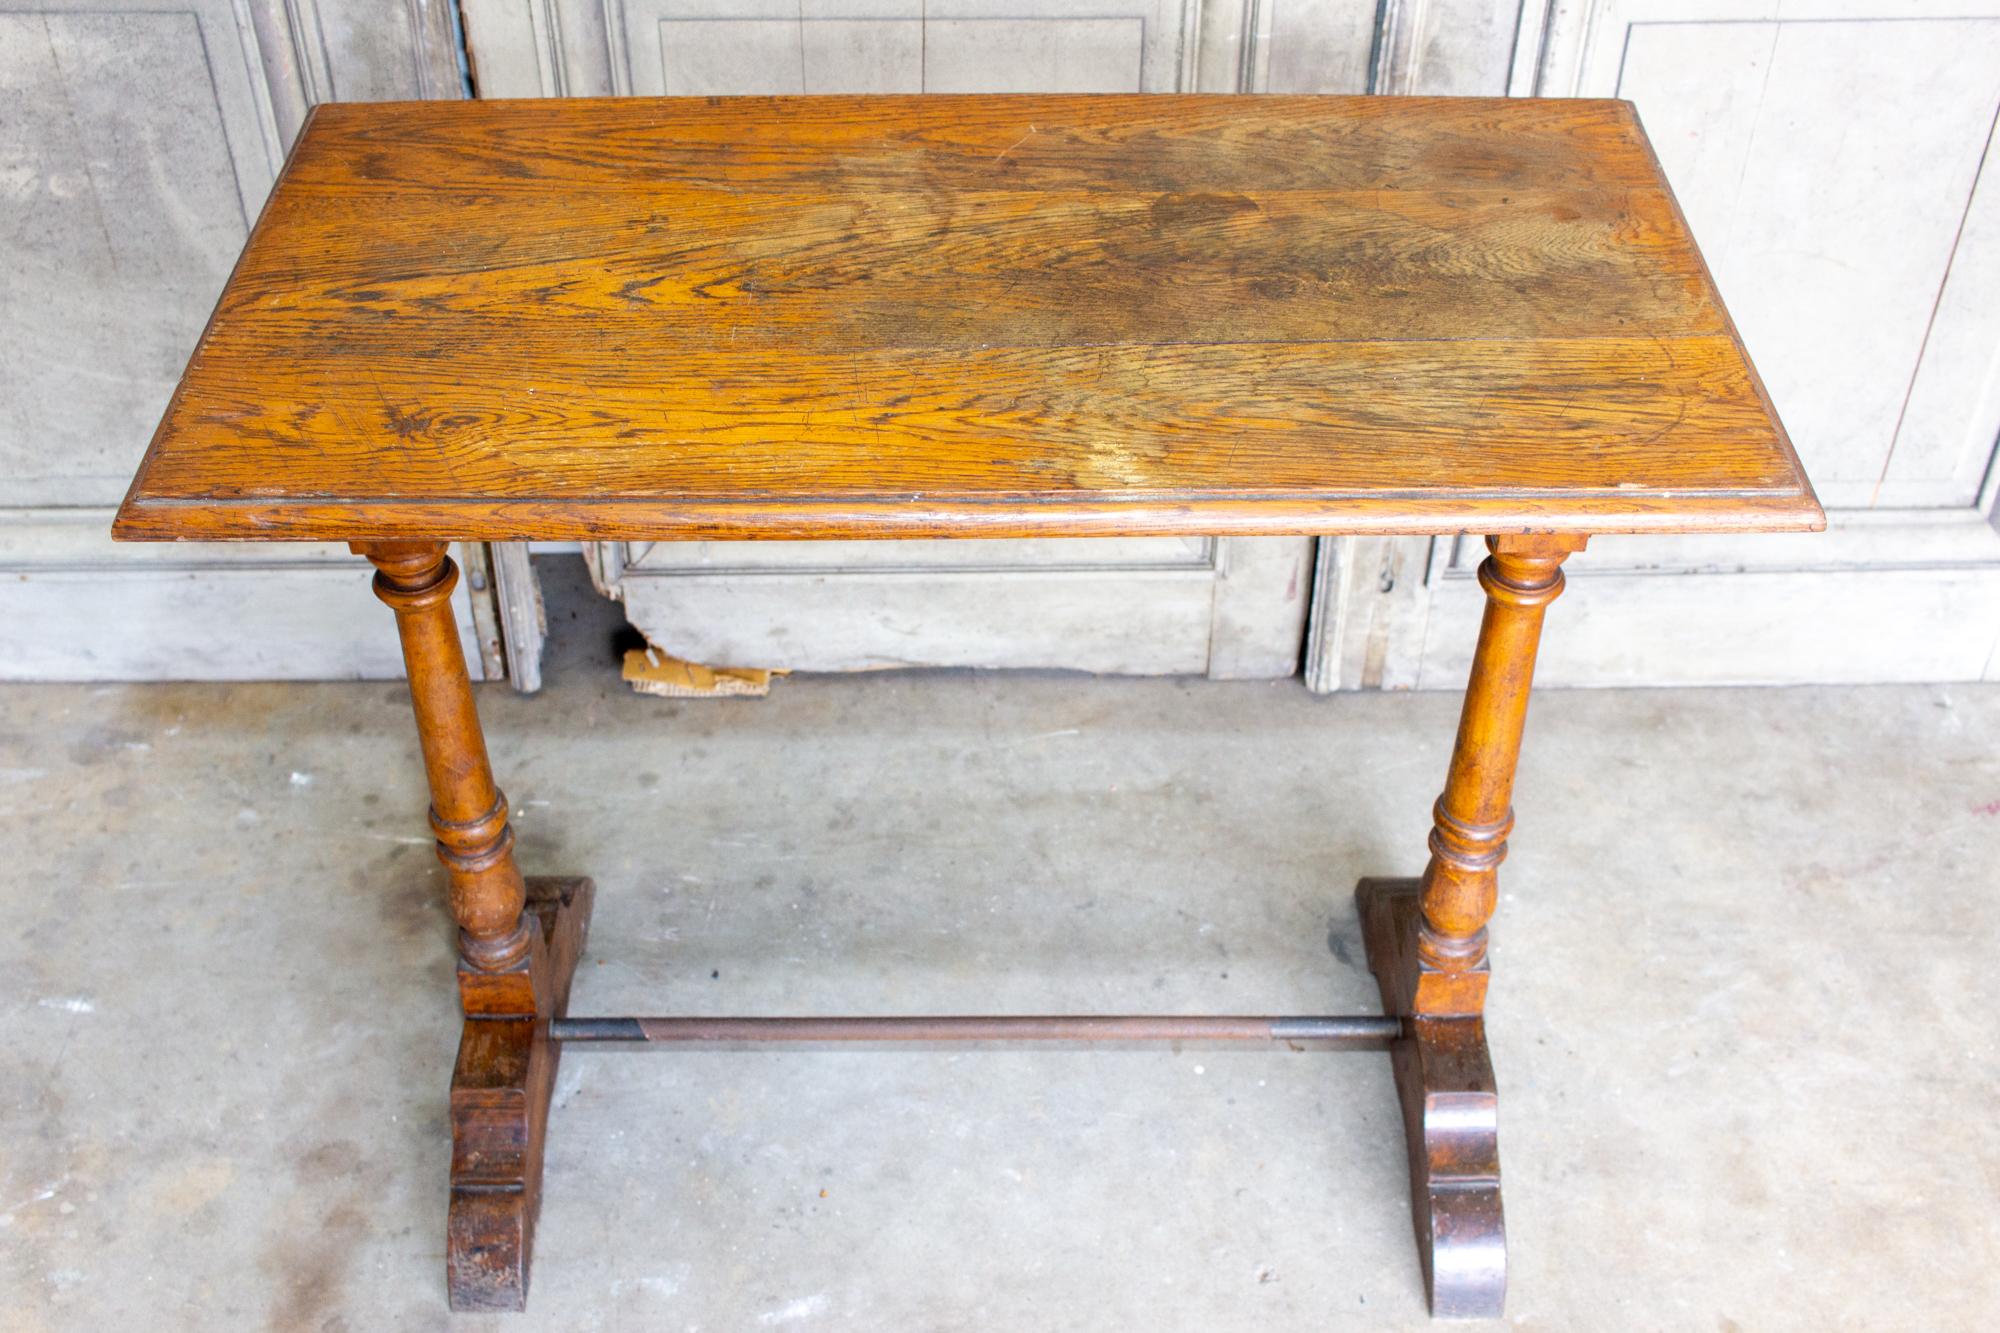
[1358,877,1507,1318]
[448,874,595,1312]
[114,94,1820,542]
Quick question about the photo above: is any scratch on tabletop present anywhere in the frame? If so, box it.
[994,125,1040,162]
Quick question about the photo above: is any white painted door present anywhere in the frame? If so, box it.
[0,0,518,681]
[27,1,1973,685]
[459,0,1412,676]
[1310,0,2000,688]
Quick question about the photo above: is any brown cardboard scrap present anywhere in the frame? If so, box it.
[620,646,783,699]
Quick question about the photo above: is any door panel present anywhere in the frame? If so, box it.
[604,0,1192,97]
[1413,516,2000,688]
[625,537,1214,571]
[612,536,1309,676]
[629,569,1222,675]
[0,0,495,680]
[458,0,613,97]
[0,510,492,680]
[1893,96,2000,505]
[1250,0,1377,94]
[1,4,270,508]
[1614,13,2000,509]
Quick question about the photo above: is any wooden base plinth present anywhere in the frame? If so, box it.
[1357,878,1505,1320]
[447,875,594,1313]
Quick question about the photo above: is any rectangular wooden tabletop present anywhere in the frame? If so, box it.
[114,94,1821,543]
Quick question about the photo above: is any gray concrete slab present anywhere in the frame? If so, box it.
[3,561,1997,1330]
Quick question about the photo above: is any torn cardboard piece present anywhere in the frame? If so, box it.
[621,645,785,699]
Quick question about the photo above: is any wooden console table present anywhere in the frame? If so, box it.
[114,94,1820,1317]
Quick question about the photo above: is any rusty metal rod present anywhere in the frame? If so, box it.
[549,1015,1403,1045]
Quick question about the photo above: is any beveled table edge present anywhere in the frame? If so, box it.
[111,487,1827,543]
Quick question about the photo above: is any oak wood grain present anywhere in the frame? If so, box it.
[113,94,1821,542]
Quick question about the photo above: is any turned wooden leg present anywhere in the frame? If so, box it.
[1358,533,1583,1319]
[357,540,594,1312]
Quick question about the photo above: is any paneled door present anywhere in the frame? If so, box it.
[459,0,1408,676]
[1310,0,2000,688]
[0,0,533,681]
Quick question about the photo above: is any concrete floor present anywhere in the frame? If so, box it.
[4,561,1999,1331]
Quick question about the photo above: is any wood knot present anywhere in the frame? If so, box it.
[1149,191,1259,229]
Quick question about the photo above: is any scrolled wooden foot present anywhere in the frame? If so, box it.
[1357,877,1505,1319]
[448,875,595,1312]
